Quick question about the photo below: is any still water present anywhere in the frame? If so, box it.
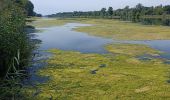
[33,23,170,57]
[35,23,170,57]
[36,23,113,54]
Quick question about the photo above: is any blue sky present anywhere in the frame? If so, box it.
[30,0,170,15]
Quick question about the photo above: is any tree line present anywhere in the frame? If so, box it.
[48,4,170,22]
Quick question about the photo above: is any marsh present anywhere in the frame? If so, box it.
[24,18,170,99]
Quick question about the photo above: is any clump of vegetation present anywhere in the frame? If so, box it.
[0,0,36,99]
[26,44,170,99]
[105,43,161,56]
[0,0,27,77]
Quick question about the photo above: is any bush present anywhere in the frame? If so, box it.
[0,0,31,77]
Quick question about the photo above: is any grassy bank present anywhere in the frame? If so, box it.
[72,18,170,40]
[27,18,70,28]
[25,44,170,99]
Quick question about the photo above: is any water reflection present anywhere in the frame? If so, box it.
[35,23,113,54]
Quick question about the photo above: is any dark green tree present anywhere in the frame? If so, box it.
[25,0,34,16]
[108,7,113,18]
[164,5,170,14]
[101,8,107,18]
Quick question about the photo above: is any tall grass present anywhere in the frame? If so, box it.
[0,0,31,77]
[0,0,33,99]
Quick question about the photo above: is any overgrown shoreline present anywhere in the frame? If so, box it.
[2,0,170,99]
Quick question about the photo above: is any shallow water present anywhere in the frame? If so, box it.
[35,23,170,58]
[25,22,170,85]
[124,40,170,53]
[24,23,113,85]
[35,23,113,54]
[23,51,51,85]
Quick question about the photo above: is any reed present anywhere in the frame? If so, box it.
[0,0,33,99]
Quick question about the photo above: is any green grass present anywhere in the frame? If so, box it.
[25,44,170,100]
[105,43,162,56]
[27,18,90,28]
[72,18,170,40]
[27,18,69,28]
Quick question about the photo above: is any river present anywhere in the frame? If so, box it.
[24,22,170,85]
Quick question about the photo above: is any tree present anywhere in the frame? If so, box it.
[48,3,170,24]
[135,3,143,11]
[108,7,113,18]
[164,5,170,14]
[36,13,42,17]
[101,8,107,18]
[154,5,163,15]
[124,6,130,20]
[25,0,34,16]
[14,0,35,16]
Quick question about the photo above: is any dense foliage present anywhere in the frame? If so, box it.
[0,0,36,99]
[0,0,25,77]
[0,0,34,78]
[48,4,170,21]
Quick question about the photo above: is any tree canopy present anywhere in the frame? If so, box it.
[48,4,170,22]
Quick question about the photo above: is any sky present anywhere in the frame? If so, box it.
[30,0,170,15]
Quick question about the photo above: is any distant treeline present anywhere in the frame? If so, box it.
[48,4,170,22]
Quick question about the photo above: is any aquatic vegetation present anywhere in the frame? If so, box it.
[70,18,170,40]
[27,44,170,99]
[25,18,170,99]
[105,43,161,56]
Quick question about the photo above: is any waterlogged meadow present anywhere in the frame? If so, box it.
[2,0,170,99]
[25,18,170,99]
[73,19,170,40]
[25,44,170,99]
